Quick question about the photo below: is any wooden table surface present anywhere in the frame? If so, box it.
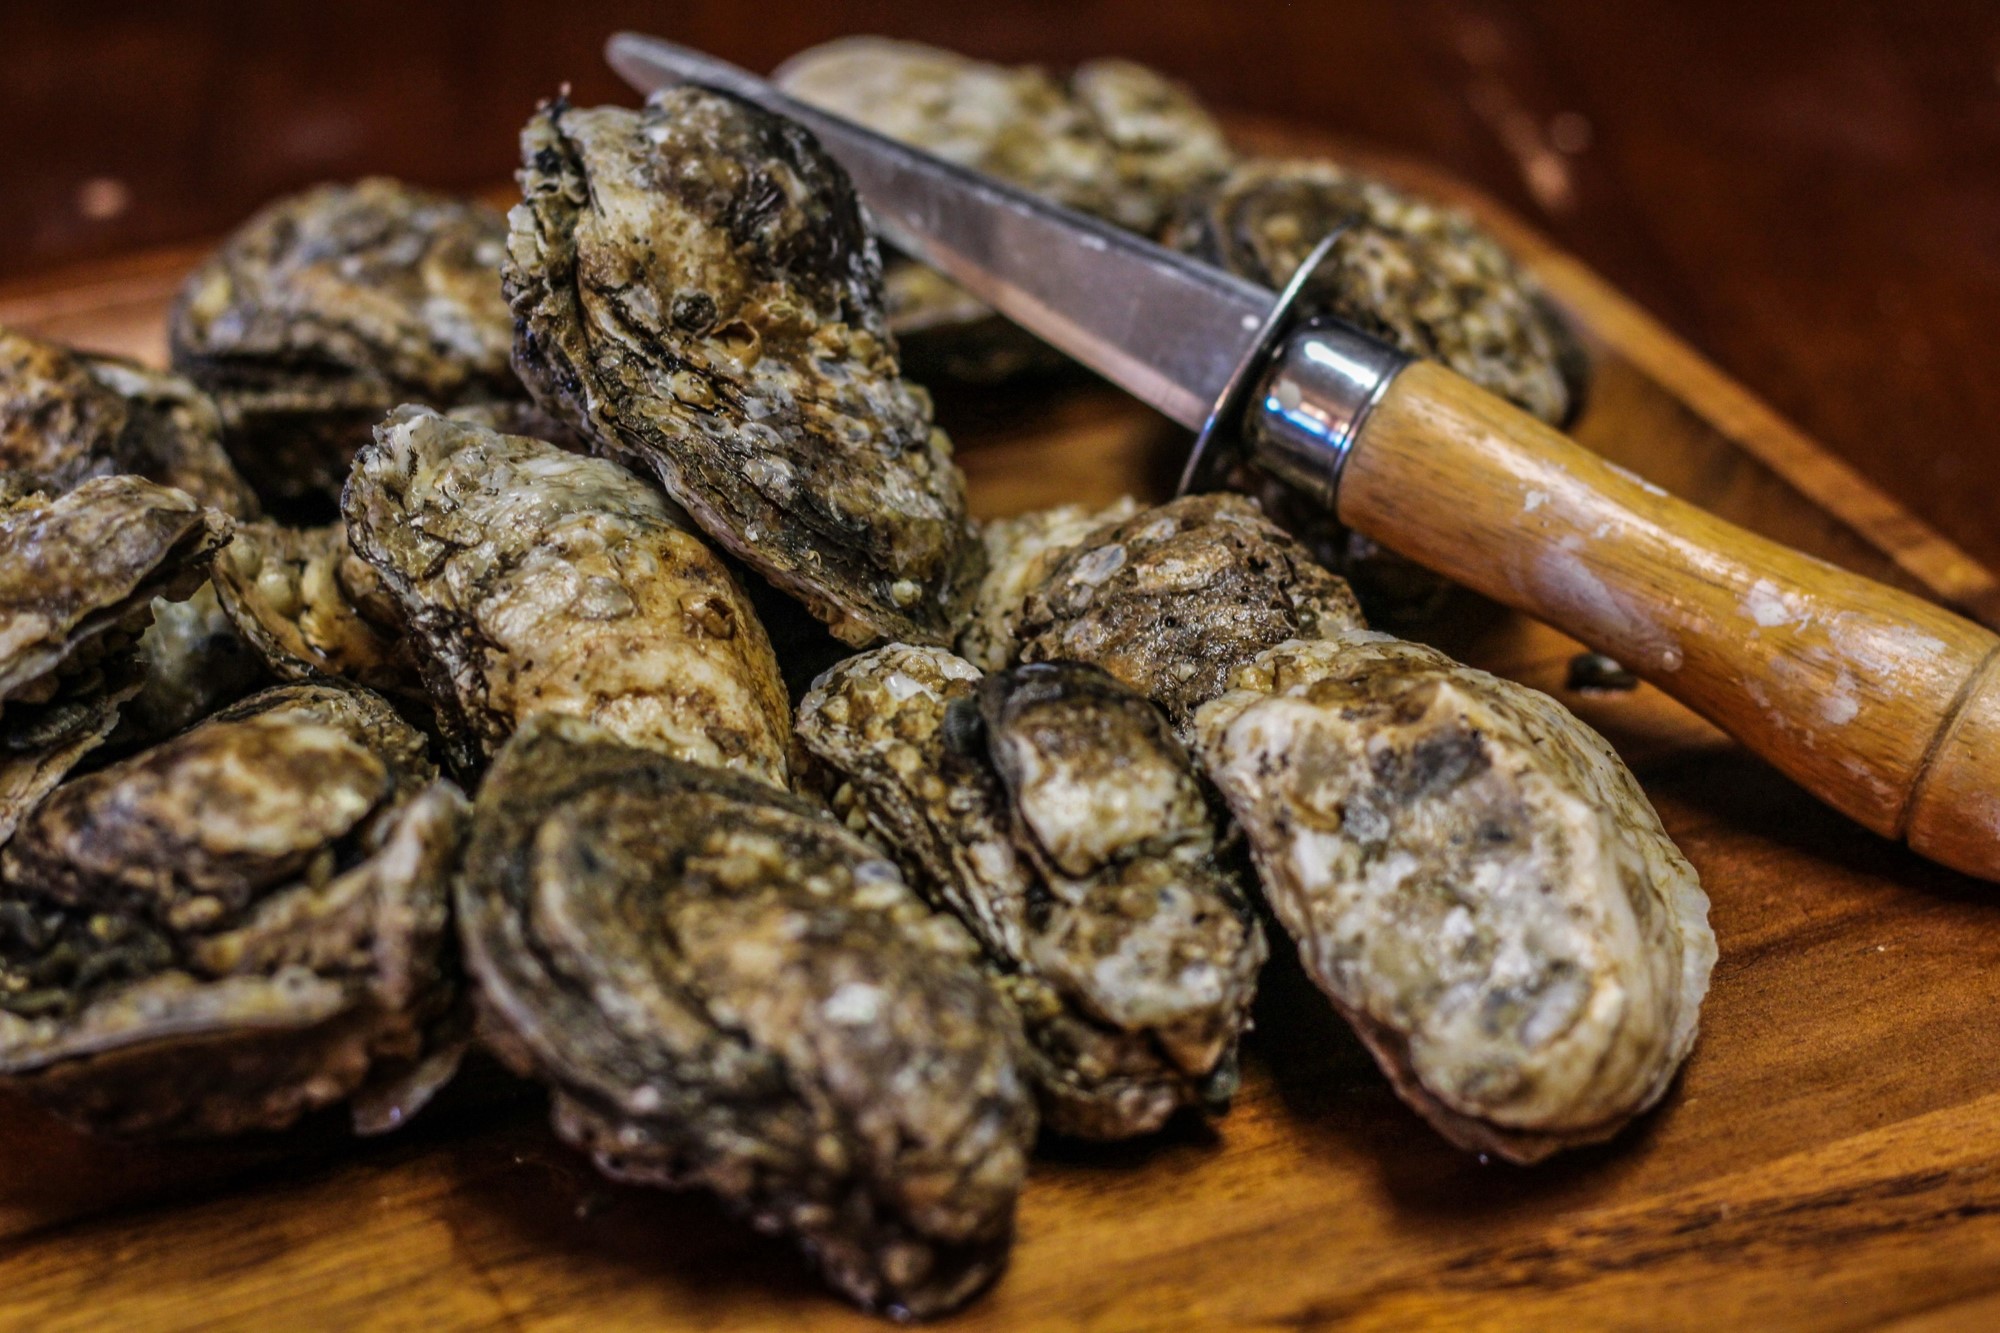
[4,6,2000,1330]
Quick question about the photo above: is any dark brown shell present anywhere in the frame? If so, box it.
[169,178,520,512]
[797,647,1264,1139]
[0,682,464,1138]
[458,714,1033,1318]
[343,406,791,783]
[0,324,258,518]
[1011,493,1365,736]
[503,89,982,647]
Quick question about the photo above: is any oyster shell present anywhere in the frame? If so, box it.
[1010,493,1365,736]
[960,498,1139,672]
[776,39,1235,381]
[1194,634,1715,1162]
[504,89,982,646]
[0,682,465,1138]
[459,714,1034,1318]
[344,406,790,782]
[0,475,231,720]
[798,648,1264,1139]
[1165,158,1584,428]
[169,179,519,512]
[0,324,258,518]
[117,583,269,747]
[211,520,418,700]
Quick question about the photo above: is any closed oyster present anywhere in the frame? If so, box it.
[798,648,1264,1139]
[1011,493,1365,736]
[1166,159,1584,428]
[0,682,465,1138]
[776,39,1235,380]
[212,520,418,700]
[344,406,790,782]
[960,497,1138,671]
[169,179,519,512]
[504,89,982,646]
[0,475,231,729]
[459,714,1034,1318]
[1194,634,1715,1163]
[0,324,258,517]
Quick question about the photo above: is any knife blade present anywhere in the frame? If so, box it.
[606,30,2000,885]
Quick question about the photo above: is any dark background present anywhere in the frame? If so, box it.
[3,0,1997,568]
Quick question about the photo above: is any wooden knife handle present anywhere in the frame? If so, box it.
[1337,359,2000,881]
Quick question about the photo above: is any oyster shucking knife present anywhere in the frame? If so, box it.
[609,32,2000,882]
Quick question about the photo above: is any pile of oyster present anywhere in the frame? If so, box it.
[0,41,1711,1320]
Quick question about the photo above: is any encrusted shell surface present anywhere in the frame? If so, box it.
[0,324,258,518]
[960,498,1139,672]
[797,647,1264,1139]
[458,714,1034,1318]
[169,178,519,511]
[1194,634,1715,1163]
[211,520,419,700]
[776,39,1235,381]
[344,407,790,782]
[505,89,981,647]
[1166,158,1585,428]
[0,682,465,1138]
[1011,493,1365,736]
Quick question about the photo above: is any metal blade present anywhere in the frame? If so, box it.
[606,32,1276,430]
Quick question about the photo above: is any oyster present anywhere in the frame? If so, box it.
[344,406,790,782]
[960,497,1139,672]
[1010,493,1365,736]
[212,520,418,700]
[459,714,1034,1317]
[0,476,230,731]
[798,648,1264,1139]
[777,39,1235,380]
[1165,159,1584,428]
[0,324,258,517]
[504,88,982,646]
[169,178,519,512]
[1194,634,1716,1162]
[0,682,465,1138]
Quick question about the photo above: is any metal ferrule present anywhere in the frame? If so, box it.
[1243,320,1412,511]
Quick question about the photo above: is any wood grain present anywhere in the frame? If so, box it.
[1,126,1999,1333]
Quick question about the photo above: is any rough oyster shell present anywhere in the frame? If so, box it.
[1194,634,1715,1163]
[798,648,1264,1140]
[960,497,1139,672]
[169,178,520,511]
[1010,493,1365,736]
[776,38,1235,381]
[0,475,231,716]
[0,682,465,1138]
[1165,158,1585,428]
[458,714,1034,1318]
[504,89,982,646]
[343,406,791,783]
[211,520,419,701]
[0,324,258,518]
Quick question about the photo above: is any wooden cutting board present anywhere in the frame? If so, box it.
[2,119,1999,1332]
